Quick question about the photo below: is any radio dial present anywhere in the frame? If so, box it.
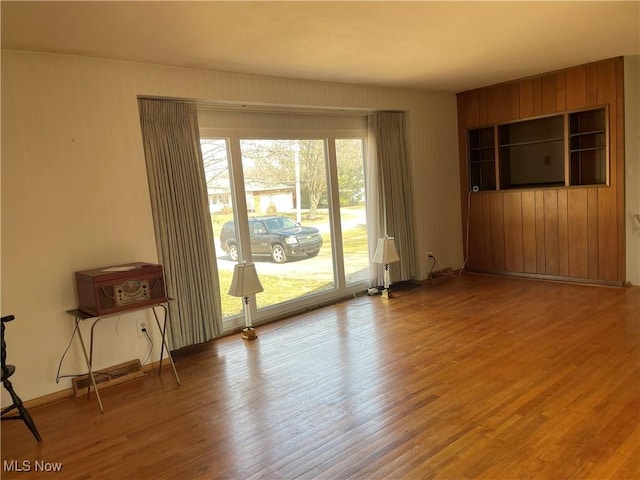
[115,279,150,306]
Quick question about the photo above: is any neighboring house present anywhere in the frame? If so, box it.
[248,184,294,213]
[208,179,295,214]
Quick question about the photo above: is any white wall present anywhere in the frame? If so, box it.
[625,55,640,285]
[1,50,461,402]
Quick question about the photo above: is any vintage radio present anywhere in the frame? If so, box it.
[75,262,167,316]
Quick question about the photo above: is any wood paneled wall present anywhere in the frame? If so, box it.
[458,57,625,284]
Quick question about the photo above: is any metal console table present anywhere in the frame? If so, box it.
[66,302,180,413]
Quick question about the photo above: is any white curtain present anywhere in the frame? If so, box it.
[368,111,416,285]
[138,98,222,349]
[366,116,384,287]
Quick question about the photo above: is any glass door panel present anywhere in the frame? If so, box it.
[336,139,369,285]
[239,139,335,309]
[200,138,242,320]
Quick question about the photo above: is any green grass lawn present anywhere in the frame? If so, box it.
[213,206,367,318]
[218,268,334,318]
[340,224,367,254]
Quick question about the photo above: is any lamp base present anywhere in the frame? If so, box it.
[381,289,393,299]
[242,327,257,341]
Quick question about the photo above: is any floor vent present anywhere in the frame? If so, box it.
[72,359,144,397]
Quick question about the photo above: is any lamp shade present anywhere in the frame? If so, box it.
[373,237,400,264]
[228,262,264,297]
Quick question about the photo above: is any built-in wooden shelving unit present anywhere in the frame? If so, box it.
[457,57,625,284]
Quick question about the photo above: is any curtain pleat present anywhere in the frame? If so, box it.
[370,111,416,284]
[138,98,222,349]
[366,116,384,287]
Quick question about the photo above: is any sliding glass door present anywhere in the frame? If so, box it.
[239,139,335,309]
[200,116,369,330]
[336,138,368,285]
[200,139,243,319]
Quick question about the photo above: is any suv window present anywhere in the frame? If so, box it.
[265,217,297,231]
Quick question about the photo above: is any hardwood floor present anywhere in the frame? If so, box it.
[2,274,639,479]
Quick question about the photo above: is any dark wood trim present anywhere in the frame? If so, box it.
[464,269,625,287]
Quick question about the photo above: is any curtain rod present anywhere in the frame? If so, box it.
[197,102,373,117]
[137,95,374,117]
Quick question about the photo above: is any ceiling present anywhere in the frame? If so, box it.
[2,1,639,93]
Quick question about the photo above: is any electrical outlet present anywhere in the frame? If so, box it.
[135,318,147,337]
[427,250,434,258]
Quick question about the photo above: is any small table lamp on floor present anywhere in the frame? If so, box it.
[228,262,264,340]
[373,236,400,299]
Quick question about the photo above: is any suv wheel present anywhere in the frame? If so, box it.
[228,244,238,262]
[271,244,287,264]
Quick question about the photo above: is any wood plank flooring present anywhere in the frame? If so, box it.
[2,274,639,479]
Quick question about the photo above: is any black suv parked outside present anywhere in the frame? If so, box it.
[219,216,323,264]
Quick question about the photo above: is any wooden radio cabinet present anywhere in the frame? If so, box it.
[75,262,167,316]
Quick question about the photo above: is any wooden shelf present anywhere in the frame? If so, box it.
[467,108,608,191]
[569,108,607,186]
[457,57,623,284]
[467,126,496,191]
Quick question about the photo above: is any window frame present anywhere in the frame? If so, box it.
[200,124,370,332]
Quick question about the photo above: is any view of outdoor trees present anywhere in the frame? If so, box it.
[200,137,368,321]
